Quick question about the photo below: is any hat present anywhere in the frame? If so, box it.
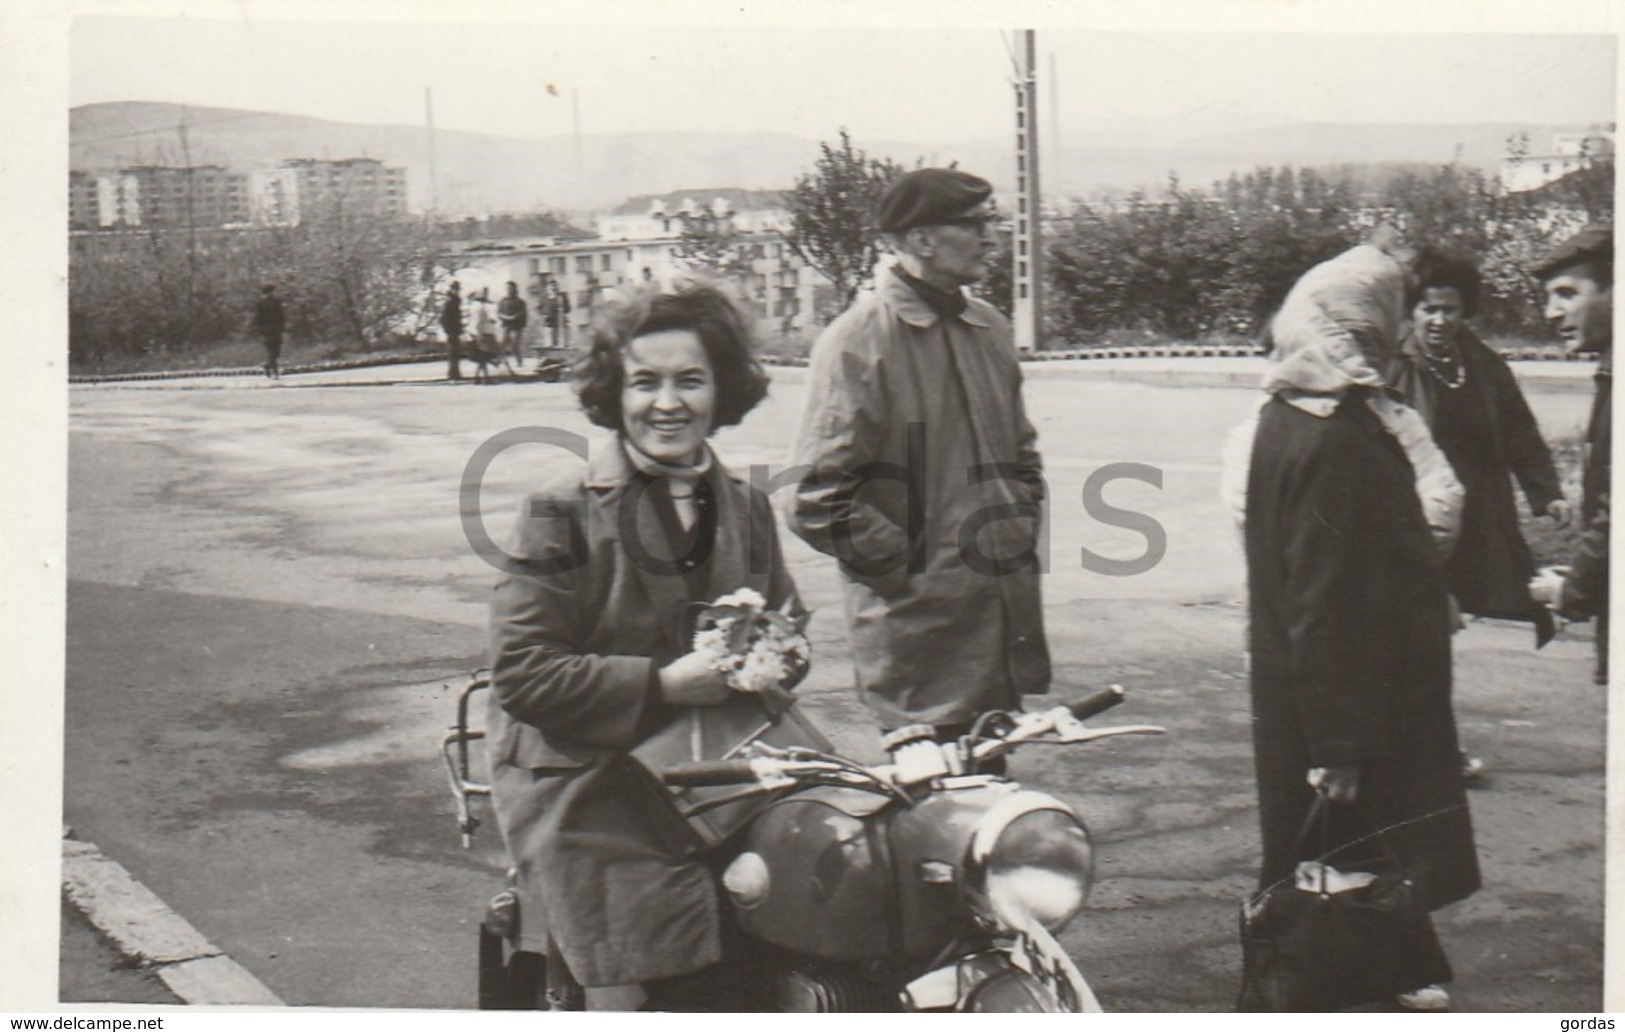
[1531,223,1613,280]
[876,168,993,232]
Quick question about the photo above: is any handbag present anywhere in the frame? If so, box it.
[1237,791,1453,1012]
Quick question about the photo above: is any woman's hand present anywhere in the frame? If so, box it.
[658,652,733,707]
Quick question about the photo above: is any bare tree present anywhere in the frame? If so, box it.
[780,129,906,312]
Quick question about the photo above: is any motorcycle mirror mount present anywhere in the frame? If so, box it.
[881,724,952,786]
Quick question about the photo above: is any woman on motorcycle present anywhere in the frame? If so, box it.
[485,282,799,1011]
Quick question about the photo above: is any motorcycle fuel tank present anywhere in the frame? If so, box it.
[727,785,893,961]
[727,780,1028,964]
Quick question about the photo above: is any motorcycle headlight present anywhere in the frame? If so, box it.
[964,792,1094,934]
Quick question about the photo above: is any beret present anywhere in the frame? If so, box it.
[1531,222,1613,280]
[876,168,993,232]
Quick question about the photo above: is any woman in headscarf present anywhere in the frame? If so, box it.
[1232,237,1481,1011]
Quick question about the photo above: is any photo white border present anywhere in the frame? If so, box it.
[5,0,1620,1021]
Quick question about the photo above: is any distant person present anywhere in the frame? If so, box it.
[787,167,1050,740]
[541,277,572,349]
[441,280,465,381]
[1529,223,1613,685]
[498,281,529,368]
[474,288,500,354]
[253,284,286,380]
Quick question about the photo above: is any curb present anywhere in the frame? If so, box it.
[61,836,283,1006]
[68,352,443,385]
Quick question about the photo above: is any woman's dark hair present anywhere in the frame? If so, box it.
[1407,246,1483,318]
[574,282,770,433]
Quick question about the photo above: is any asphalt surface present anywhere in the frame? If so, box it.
[55,358,1606,1011]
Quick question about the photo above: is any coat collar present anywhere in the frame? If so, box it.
[582,435,753,655]
[582,436,741,495]
[879,266,990,330]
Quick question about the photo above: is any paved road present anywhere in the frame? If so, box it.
[60,363,1604,1010]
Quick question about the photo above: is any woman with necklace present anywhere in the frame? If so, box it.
[1388,250,1570,785]
[1387,247,1572,651]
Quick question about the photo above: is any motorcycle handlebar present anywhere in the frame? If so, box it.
[1067,685,1126,721]
[661,760,760,787]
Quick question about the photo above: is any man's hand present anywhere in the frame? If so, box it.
[1529,565,1571,610]
[1546,499,1574,528]
[658,652,733,707]
[1308,765,1360,804]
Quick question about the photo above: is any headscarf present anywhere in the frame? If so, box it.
[1263,243,1409,396]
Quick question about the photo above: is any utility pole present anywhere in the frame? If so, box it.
[178,107,198,335]
[425,86,439,216]
[1012,29,1043,352]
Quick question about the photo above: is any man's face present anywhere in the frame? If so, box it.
[1543,263,1613,354]
[915,202,1000,288]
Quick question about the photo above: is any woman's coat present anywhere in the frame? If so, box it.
[486,441,798,987]
[1245,395,1480,912]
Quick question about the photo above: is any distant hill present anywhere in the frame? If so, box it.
[70,101,828,216]
[70,101,1595,215]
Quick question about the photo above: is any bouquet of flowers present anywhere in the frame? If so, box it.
[690,588,811,694]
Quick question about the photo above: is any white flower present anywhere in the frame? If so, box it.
[692,627,731,666]
[691,588,811,692]
[732,646,788,693]
[713,587,767,612]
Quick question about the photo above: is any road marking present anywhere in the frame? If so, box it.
[61,836,284,1006]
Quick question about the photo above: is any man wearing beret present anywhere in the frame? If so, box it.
[787,167,1051,739]
[1529,223,1612,685]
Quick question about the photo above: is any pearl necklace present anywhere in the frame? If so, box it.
[1422,348,1466,390]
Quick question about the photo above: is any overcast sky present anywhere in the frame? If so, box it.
[69,6,1617,146]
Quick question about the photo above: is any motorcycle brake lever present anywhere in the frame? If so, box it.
[1049,723,1167,744]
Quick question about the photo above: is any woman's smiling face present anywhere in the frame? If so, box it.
[620,328,716,465]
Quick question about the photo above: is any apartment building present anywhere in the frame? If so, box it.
[1502,130,1616,193]
[441,189,828,346]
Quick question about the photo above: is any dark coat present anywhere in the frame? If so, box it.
[1560,366,1610,680]
[1245,394,1480,912]
[787,268,1049,730]
[439,294,463,339]
[252,294,285,341]
[1387,327,1562,640]
[486,440,800,987]
[498,294,528,330]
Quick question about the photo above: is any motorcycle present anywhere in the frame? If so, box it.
[442,673,1163,1012]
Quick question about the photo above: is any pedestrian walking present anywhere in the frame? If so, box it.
[253,283,286,379]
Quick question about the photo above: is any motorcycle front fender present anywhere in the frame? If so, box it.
[901,944,1103,1014]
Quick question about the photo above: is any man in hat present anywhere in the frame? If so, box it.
[787,168,1050,739]
[1529,223,1612,684]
